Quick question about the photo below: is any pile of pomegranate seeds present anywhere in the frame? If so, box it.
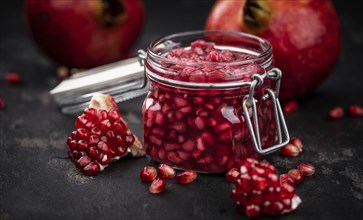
[280,137,303,157]
[230,158,301,218]
[140,164,197,194]
[66,107,135,175]
[5,72,21,84]
[280,162,315,186]
[283,100,298,113]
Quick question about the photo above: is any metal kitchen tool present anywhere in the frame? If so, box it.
[50,50,148,114]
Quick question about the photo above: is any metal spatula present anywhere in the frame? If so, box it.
[50,53,148,114]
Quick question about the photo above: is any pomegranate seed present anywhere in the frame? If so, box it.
[57,66,70,80]
[283,100,298,113]
[288,169,303,185]
[226,168,240,183]
[290,137,303,152]
[176,170,197,184]
[297,162,315,177]
[246,205,261,218]
[0,98,5,109]
[280,143,300,157]
[157,164,176,179]
[140,166,157,182]
[348,104,363,117]
[327,107,344,120]
[279,174,294,186]
[83,162,100,176]
[149,178,166,194]
[5,72,21,84]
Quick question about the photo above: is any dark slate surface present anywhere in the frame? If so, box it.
[0,0,362,219]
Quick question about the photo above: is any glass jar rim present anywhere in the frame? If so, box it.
[147,30,272,66]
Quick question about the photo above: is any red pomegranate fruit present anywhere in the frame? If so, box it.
[26,0,144,68]
[206,0,341,101]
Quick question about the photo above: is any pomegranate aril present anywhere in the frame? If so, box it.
[83,162,100,176]
[140,166,157,182]
[280,143,300,157]
[297,162,315,177]
[167,151,183,164]
[0,98,5,109]
[174,97,188,108]
[288,169,303,185]
[283,101,298,113]
[176,170,197,184]
[348,104,363,117]
[182,140,195,151]
[279,174,294,186]
[5,72,21,84]
[327,107,344,120]
[149,178,166,194]
[164,142,179,151]
[77,156,91,168]
[290,137,303,152]
[246,205,261,218]
[226,168,240,183]
[157,164,176,179]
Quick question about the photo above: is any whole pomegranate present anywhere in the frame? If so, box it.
[26,0,144,68]
[206,0,340,100]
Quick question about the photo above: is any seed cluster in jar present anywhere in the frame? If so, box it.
[144,40,278,173]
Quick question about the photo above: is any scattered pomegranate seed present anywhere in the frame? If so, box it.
[176,170,197,184]
[226,168,240,183]
[231,159,301,217]
[290,137,303,152]
[283,100,298,113]
[280,143,300,157]
[157,164,176,179]
[327,107,344,120]
[288,169,303,185]
[57,66,70,80]
[348,104,363,117]
[149,178,166,194]
[297,162,315,177]
[0,98,5,109]
[280,173,294,186]
[140,166,157,182]
[5,72,21,84]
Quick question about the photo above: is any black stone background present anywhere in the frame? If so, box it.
[0,0,362,219]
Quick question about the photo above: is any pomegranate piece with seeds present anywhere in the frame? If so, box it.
[66,94,138,175]
[5,72,21,84]
[327,107,344,120]
[149,178,166,194]
[140,166,157,182]
[176,170,197,184]
[231,158,301,217]
[157,164,176,179]
[348,104,363,117]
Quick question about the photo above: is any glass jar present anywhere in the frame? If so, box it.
[142,30,289,173]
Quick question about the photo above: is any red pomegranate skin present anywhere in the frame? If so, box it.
[206,0,341,101]
[26,0,144,68]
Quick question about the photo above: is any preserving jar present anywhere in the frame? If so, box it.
[141,30,289,173]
